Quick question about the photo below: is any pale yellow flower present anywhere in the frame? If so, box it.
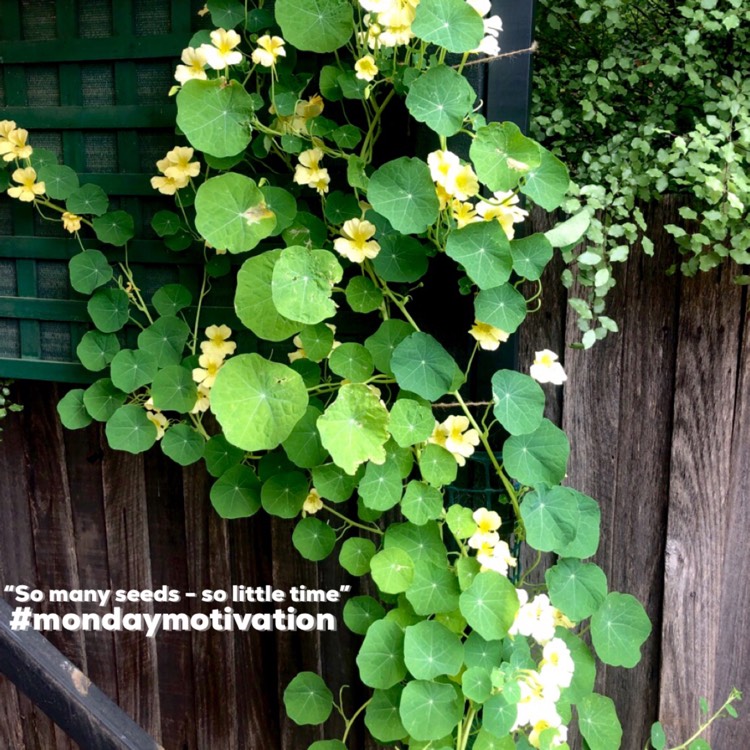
[192,353,224,388]
[333,218,380,263]
[0,120,17,142]
[309,169,330,195]
[477,540,517,576]
[0,128,33,162]
[354,55,379,82]
[293,147,325,187]
[150,173,188,195]
[288,334,306,363]
[191,384,211,414]
[427,149,460,187]
[200,324,236,359]
[469,321,509,351]
[444,163,480,201]
[201,28,243,69]
[530,349,567,385]
[251,35,286,67]
[451,199,480,228]
[146,409,169,440]
[468,507,502,549]
[476,189,529,239]
[7,167,45,202]
[442,414,480,466]
[163,146,200,180]
[303,488,324,515]
[62,212,82,233]
[174,46,209,84]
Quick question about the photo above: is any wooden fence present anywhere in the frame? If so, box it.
[1,198,748,748]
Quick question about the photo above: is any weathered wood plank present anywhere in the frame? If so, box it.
[659,264,743,745]
[101,448,162,741]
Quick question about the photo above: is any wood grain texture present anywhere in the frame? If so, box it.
[659,263,743,745]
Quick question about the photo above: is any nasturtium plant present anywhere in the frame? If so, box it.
[4,3,663,746]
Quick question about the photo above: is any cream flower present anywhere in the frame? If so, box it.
[62,212,82,233]
[477,540,517,576]
[427,149,460,187]
[288,334,307,363]
[442,414,480,466]
[510,593,558,645]
[476,189,529,239]
[309,169,330,195]
[333,218,380,263]
[191,384,211,414]
[163,146,201,180]
[200,324,236,359]
[444,163,480,201]
[539,638,575,690]
[354,55,379,82]
[200,28,243,70]
[452,200,480,228]
[0,120,17,141]
[303,488,324,515]
[146,409,169,440]
[7,167,45,202]
[293,148,325,186]
[174,46,209,83]
[530,349,567,385]
[192,353,224,388]
[469,321,510,351]
[150,173,188,195]
[252,35,286,67]
[0,128,33,161]
[468,508,502,548]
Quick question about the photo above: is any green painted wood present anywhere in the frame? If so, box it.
[0,358,96,383]
[1,105,176,129]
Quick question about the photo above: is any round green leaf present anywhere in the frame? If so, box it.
[384,521,447,566]
[38,164,78,200]
[152,284,192,317]
[482,693,517,738]
[204,433,245,477]
[463,632,503,669]
[359,460,403,511]
[105,404,157,454]
[28,148,57,171]
[317,383,389,475]
[298,323,335,363]
[356,619,406,688]
[555,489,601,559]
[400,481,443,525]
[520,145,570,211]
[503,418,570,486]
[389,399,434,448]
[412,0,484,52]
[207,0,245,27]
[474,283,528,334]
[195,172,276,253]
[311,462,361,503]
[345,276,383,314]
[261,471,308,518]
[469,122,542,193]
[405,560,460,615]
[328,342,374,382]
[211,354,308,451]
[284,672,333,726]
[66,183,108,216]
[92,210,135,247]
[275,0,353,52]
[459,571,519,641]
[150,365,197,413]
[161,423,205,466]
[446,222,513,290]
[546,559,608,623]
[272,246,343,325]
[371,229,429,283]
[391,332,461,401]
[210,464,262,518]
[176,79,255,158]
[491,369,545,436]
[462,666,492,704]
[87,288,129,333]
[474,729,515,750]
[339,537,376,576]
[399,680,462,741]
[419,443,458,487]
[591,592,651,668]
[137,316,190,368]
[57,389,93,430]
[83,378,126,421]
[365,686,406,743]
[282,405,327,468]
[404,620,463,680]
[367,157,439,235]
[69,250,112,295]
[406,64,476,136]
[578,693,623,750]
[370,548,415,594]
[76,330,120,371]
[520,485,579,553]
[151,210,183,237]
[343,595,385,635]
[365,319,413,375]
[509,234,554,282]
[293,517,336,561]
[109,349,158,392]
[235,250,302,342]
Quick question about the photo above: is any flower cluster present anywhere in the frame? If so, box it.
[150,146,201,195]
[468,508,517,576]
[467,0,503,56]
[293,147,330,195]
[0,121,32,162]
[529,349,567,385]
[469,321,509,351]
[428,414,480,467]
[359,0,420,49]
[191,325,237,413]
[428,149,529,238]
